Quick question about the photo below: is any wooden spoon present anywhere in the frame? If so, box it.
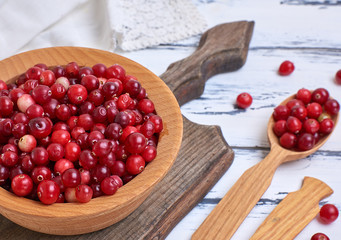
[192,94,339,240]
[250,176,333,240]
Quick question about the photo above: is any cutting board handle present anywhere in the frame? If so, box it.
[160,21,254,106]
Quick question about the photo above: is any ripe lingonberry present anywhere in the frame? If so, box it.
[1,61,162,205]
[236,92,253,109]
[278,60,294,76]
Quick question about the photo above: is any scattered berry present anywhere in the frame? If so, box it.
[278,60,295,76]
[319,204,339,224]
[236,92,253,109]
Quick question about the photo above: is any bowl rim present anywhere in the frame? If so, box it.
[0,47,183,232]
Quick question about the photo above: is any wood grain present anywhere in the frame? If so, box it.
[160,21,254,106]
[250,177,333,240]
[192,94,339,240]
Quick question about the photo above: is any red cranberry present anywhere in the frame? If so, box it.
[0,118,14,136]
[65,62,79,78]
[273,120,287,137]
[88,89,105,106]
[81,75,99,91]
[67,84,88,105]
[110,160,126,177]
[296,88,311,104]
[52,66,66,78]
[0,96,14,117]
[34,63,48,71]
[31,147,49,165]
[92,139,112,157]
[92,106,107,123]
[149,115,163,133]
[324,99,340,116]
[17,94,35,113]
[311,88,329,105]
[100,176,119,195]
[51,129,71,146]
[1,151,19,167]
[105,64,126,80]
[297,133,314,151]
[319,118,334,135]
[64,142,81,162]
[11,174,33,197]
[90,165,110,183]
[37,180,60,205]
[54,159,74,175]
[126,155,145,175]
[307,102,323,119]
[55,104,71,121]
[286,116,302,134]
[335,69,341,85]
[137,99,155,114]
[25,66,42,80]
[43,98,59,119]
[18,134,37,152]
[99,150,116,168]
[26,104,44,119]
[311,233,329,240]
[23,80,39,93]
[9,88,25,102]
[92,63,107,77]
[31,166,52,184]
[125,132,147,154]
[79,150,97,170]
[0,80,7,91]
[47,143,65,162]
[79,101,95,114]
[39,70,56,86]
[142,145,157,162]
[79,67,94,78]
[13,112,29,124]
[279,132,297,149]
[278,60,294,76]
[87,130,104,147]
[61,168,81,188]
[105,123,123,140]
[28,117,52,139]
[236,92,253,109]
[50,83,66,99]
[75,184,93,203]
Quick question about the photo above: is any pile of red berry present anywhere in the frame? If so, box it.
[0,62,163,204]
[272,88,339,151]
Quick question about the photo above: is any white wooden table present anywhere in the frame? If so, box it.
[121,1,341,239]
[5,0,340,239]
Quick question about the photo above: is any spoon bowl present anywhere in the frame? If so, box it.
[267,94,339,163]
[192,92,339,240]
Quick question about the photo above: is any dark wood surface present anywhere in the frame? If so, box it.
[0,21,254,240]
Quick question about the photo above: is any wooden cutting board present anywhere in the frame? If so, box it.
[0,21,254,240]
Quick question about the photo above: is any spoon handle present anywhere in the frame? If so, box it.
[191,146,286,240]
[250,177,333,240]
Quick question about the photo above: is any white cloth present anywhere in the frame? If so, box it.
[0,0,207,60]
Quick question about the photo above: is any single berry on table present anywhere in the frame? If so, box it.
[278,60,295,76]
[236,92,253,109]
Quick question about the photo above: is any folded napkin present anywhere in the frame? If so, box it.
[0,0,207,60]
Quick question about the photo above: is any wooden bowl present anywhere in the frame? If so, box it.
[0,47,183,235]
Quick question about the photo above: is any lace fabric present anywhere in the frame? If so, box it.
[107,0,207,51]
